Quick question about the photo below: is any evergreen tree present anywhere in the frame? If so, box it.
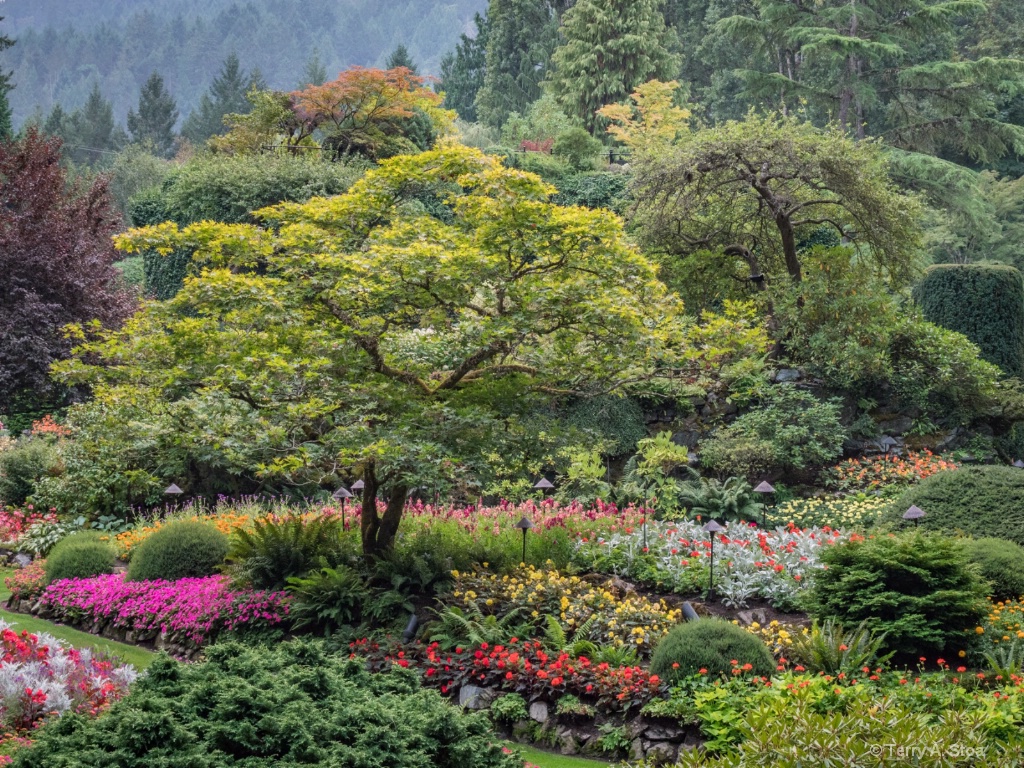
[127,72,178,157]
[181,53,262,145]
[438,13,490,122]
[0,19,14,141]
[475,0,572,128]
[385,44,418,74]
[59,83,126,167]
[549,0,680,132]
[299,50,328,88]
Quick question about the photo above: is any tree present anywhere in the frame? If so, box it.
[627,107,923,285]
[0,131,134,414]
[385,44,418,74]
[0,18,14,141]
[49,84,127,166]
[181,53,264,145]
[548,0,680,132]
[299,50,328,88]
[475,0,573,128]
[127,72,179,157]
[73,145,683,554]
[438,13,490,122]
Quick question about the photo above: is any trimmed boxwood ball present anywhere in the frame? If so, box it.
[965,537,1024,601]
[885,466,1024,545]
[127,521,228,582]
[650,618,775,682]
[44,531,116,585]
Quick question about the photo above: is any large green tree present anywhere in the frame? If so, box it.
[548,0,680,132]
[438,13,490,122]
[127,72,178,158]
[64,145,683,554]
[0,18,13,141]
[46,83,126,167]
[181,54,264,145]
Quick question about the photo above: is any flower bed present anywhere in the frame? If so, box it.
[0,507,59,546]
[36,574,290,650]
[4,562,46,604]
[352,637,666,714]
[766,496,888,529]
[573,521,860,610]
[823,450,959,493]
[0,619,135,739]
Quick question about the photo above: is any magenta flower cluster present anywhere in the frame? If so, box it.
[38,574,290,647]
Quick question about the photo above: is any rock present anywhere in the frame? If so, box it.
[736,608,768,627]
[155,631,170,651]
[774,368,802,383]
[459,685,495,709]
[644,741,678,764]
[556,727,580,755]
[529,701,549,724]
[511,720,534,742]
[13,553,32,568]
[672,430,700,449]
[625,717,647,740]
[875,415,914,435]
[630,737,645,761]
[644,724,687,741]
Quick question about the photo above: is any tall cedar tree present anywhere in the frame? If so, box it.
[438,13,490,122]
[475,0,573,127]
[0,131,134,411]
[182,53,264,145]
[385,44,418,74]
[299,50,328,88]
[0,18,13,141]
[127,72,179,158]
[47,83,125,167]
[549,0,680,133]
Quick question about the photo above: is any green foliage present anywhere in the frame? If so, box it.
[113,257,145,290]
[499,94,577,148]
[965,538,1024,601]
[552,127,602,170]
[44,531,116,585]
[650,618,776,683]
[807,532,989,658]
[438,13,489,123]
[565,395,646,456]
[675,477,762,524]
[699,386,846,478]
[428,601,529,651]
[554,694,595,718]
[181,53,263,145]
[490,693,529,724]
[554,450,612,506]
[885,466,1024,546]
[126,521,228,582]
[552,172,629,211]
[228,515,345,591]
[0,438,59,506]
[286,565,369,636]
[21,517,86,558]
[11,641,523,768]
[617,431,698,515]
[787,618,894,675]
[126,72,178,158]
[543,614,599,659]
[914,264,1024,378]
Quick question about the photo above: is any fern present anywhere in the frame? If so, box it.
[429,600,529,649]
[789,618,893,675]
[543,614,599,658]
[228,515,344,590]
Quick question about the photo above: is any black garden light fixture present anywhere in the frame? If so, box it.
[753,481,775,529]
[533,477,554,492]
[878,435,900,459]
[164,483,183,496]
[351,479,365,493]
[903,505,926,528]
[703,519,726,600]
[514,515,535,564]
[333,486,353,530]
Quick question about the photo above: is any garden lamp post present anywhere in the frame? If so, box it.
[753,481,775,529]
[1014,460,1024,469]
[333,486,353,530]
[703,520,725,601]
[903,505,926,528]
[878,435,899,459]
[351,479,365,493]
[163,483,184,518]
[534,477,554,502]
[515,516,534,564]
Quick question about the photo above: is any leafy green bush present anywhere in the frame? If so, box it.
[676,477,761,523]
[965,537,1024,601]
[0,438,60,505]
[807,532,988,658]
[914,263,1024,377]
[44,531,116,584]
[126,521,228,582]
[650,618,775,683]
[553,127,602,170]
[228,515,345,590]
[699,385,846,478]
[12,641,523,768]
[286,565,368,635]
[787,618,893,675]
[553,172,629,211]
[565,395,646,456]
[489,693,529,724]
[884,466,1024,545]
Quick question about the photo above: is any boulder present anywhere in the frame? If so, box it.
[774,368,802,383]
[644,741,678,764]
[556,727,580,755]
[529,701,550,724]
[458,685,498,710]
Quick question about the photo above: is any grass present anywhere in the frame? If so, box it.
[513,745,611,768]
[0,567,159,669]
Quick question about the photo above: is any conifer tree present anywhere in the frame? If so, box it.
[299,50,328,88]
[181,53,262,145]
[0,19,14,141]
[385,44,418,74]
[549,0,680,132]
[127,72,178,157]
[438,13,490,122]
[52,84,126,167]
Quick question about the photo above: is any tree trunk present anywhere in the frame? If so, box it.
[359,461,408,556]
[776,212,802,283]
[360,462,381,556]
[375,484,408,553]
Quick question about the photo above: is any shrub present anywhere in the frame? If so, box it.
[807,532,988,658]
[0,438,60,506]
[4,560,47,602]
[553,171,629,211]
[43,532,116,585]
[126,521,228,582]
[12,641,522,768]
[884,466,1024,545]
[914,263,1024,377]
[650,618,776,683]
[490,692,529,724]
[228,514,345,590]
[965,537,1024,601]
[553,127,602,170]
[286,565,368,635]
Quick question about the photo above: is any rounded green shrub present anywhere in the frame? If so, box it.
[965,537,1024,601]
[650,618,775,682]
[127,521,228,582]
[807,532,988,659]
[914,263,1024,377]
[884,466,1024,545]
[44,531,116,584]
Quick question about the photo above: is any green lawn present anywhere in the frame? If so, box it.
[513,745,611,768]
[0,567,158,669]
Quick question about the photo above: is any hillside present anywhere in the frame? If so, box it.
[1,0,486,126]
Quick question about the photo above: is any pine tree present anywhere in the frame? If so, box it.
[299,50,328,88]
[475,0,573,128]
[181,53,262,145]
[439,13,490,122]
[59,84,126,167]
[549,0,680,132]
[127,72,179,157]
[0,19,14,141]
[385,44,418,74]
